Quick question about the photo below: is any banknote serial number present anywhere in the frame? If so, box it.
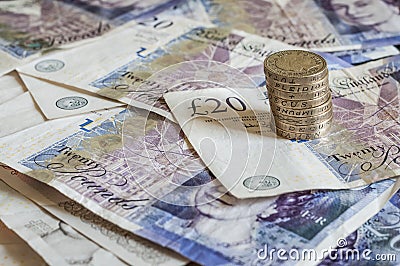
[189,97,247,117]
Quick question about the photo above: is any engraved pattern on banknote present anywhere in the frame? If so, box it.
[305,58,400,183]
[0,1,111,58]
[202,0,400,51]
[132,175,394,265]
[90,28,263,110]
[320,192,400,265]
[19,109,204,215]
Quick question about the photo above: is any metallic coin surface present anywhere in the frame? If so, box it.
[264,50,327,83]
[268,91,331,110]
[270,99,332,117]
[271,107,333,126]
[264,49,332,140]
[267,75,328,93]
[267,85,330,100]
[273,115,332,134]
[266,72,328,86]
[274,125,331,140]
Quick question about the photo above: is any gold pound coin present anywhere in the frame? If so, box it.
[268,91,331,110]
[274,124,331,140]
[267,74,328,93]
[267,85,330,101]
[271,107,333,126]
[270,98,332,118]
[273,115,332,134]
[264,50,328,84]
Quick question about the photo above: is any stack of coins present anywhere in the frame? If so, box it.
[264,50,333,140]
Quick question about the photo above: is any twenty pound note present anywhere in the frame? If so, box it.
[164,55,400,198]
[201,0,400,52]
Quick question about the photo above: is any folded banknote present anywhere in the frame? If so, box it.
[17,25,350,123]
[20,73,124,120]
[0,220,45,265]
[0,0,194,76]
[16,17,205,103]
[0,72,26,105]
[0,164,188,266]
[164,55,400,197]
[0,178,125,265]
[0,0,178,58]
[1,103,394,265]
[0,90,399,265]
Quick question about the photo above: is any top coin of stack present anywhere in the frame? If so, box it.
[264,50,333,140]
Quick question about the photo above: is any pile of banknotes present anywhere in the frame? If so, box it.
[265,50,333,140]
[1,0,400,265]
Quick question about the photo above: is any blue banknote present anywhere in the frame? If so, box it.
[316,51,353,70]
[330,46,399,65]
[319,189,400,265]
[200,0,400,52]
[60,0,179,24]
[132,176,395,265]
[1,102,396,265]
[0,0,177,58]
[89,26,351,119]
